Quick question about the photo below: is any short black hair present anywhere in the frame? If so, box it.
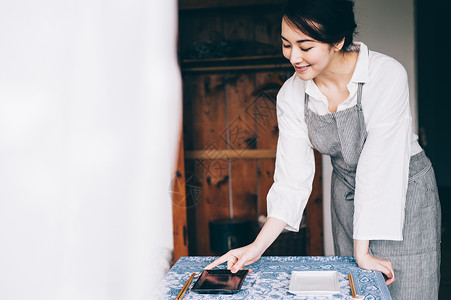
[282,0,357,51]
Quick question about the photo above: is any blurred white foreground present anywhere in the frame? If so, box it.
[0,0,181,299]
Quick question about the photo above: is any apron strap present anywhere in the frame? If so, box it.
[304,93,309,118]
[356,82,364,109]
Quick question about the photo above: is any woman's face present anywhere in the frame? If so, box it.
[281,18,336,81]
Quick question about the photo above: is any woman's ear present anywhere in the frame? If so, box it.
[333,38,346,52]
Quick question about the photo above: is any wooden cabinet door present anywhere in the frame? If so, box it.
[173,1,323,259]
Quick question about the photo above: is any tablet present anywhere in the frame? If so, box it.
[191,269,249,294]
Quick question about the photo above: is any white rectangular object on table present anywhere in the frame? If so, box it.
[288,271,340,295]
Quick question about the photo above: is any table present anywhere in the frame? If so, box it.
[154,256,392,299]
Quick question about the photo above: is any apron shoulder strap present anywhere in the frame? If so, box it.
[357,82,364,109]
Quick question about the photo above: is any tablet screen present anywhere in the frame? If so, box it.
[191,269,249,294]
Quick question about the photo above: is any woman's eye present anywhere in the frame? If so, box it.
[282,44,291,48]
[301,47,313,52]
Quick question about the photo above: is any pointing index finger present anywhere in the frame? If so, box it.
[204,254,229,270]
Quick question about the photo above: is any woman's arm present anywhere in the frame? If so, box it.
[354,239,395,285]
[206,77,312,272]
[352,58,412,286]
[353,58,411,241]
[204,217,287,272]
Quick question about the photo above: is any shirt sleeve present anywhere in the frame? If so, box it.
[266,83,315,232]
[353,60,412,240]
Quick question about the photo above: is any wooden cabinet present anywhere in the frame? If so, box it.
[172,0,323,262]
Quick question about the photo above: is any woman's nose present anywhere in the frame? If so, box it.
[289,47,303,65]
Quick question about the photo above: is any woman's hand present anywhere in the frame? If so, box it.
[355,253,395,285]
[203,242,264,273]
[354,239,395,285]
[204,217,288,273]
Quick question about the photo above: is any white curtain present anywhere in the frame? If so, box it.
[0,0,181,299]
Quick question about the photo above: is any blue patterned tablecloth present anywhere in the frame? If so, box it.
[154,256,391,299]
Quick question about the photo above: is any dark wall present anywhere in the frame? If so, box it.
[416,0,451,188]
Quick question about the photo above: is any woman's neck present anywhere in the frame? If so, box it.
[314,51,359,90]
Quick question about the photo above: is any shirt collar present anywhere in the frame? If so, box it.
[350,42,369,84]
[304,41,369,98]
[304,78,324,100]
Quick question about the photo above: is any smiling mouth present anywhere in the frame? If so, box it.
[294,65,311,72]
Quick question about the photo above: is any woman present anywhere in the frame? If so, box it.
[205,0,441,298]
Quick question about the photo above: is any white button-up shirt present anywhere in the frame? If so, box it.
[267,42,422,241]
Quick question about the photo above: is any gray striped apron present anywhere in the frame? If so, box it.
[304,83,441,299]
